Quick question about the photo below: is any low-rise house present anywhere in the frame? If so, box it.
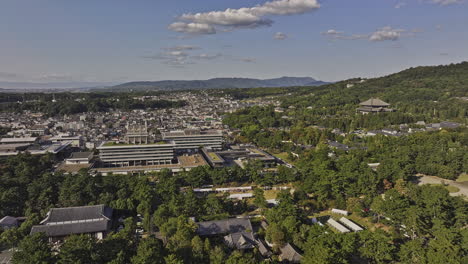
[196,218,258,250]
[339,217,363,232]
[0,216,19,230]
[327,218,350,233]
[279,243,303,263]
[331,208,349,216]
[30,205,113,242]
[65,152,93,165]
[426,121,462,130]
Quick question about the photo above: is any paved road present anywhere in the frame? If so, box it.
[416,175,468,198]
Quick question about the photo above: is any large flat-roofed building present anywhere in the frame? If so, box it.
[0,137,38,145]
[97,141,175,167]
[162,129,223,150]
[95,154,207,175]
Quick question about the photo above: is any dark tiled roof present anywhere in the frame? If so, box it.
[31,220,109,237]
[328,141,350,151]
[42,205,112,223]
[359,98,390,107]
[280,243,303,263]
[224,232,256,250]
[196,218,252,236]
[256,239,272,257]
[0,216,18,226]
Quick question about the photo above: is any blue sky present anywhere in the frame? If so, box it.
[0,0,467,84]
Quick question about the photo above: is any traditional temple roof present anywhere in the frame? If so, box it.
[359,98,390,107]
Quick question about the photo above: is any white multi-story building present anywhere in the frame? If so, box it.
[97,142,175,167]
[162,129,223,150]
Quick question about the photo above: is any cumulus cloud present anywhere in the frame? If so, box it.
[322,26,416,42]
[428,0,463,5]
[321,29,344,37]
[321,29,367,40]
[168,22,216,34]
[169,0,320,34]
[274,32,288,40]
[369,26,404,41]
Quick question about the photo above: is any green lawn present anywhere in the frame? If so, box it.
[456,173,468,183]
[273,152,295,164]
[445,185,460,193]
[264,190,281,200]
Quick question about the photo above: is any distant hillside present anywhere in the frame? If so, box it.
[104,77,327,92]
[269,61,468,128]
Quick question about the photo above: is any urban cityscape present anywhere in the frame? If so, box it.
[0,0,467,263]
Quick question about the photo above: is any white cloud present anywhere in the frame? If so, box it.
[321,26,417,42]
[168,22,216,35]
[321,29,344,37]
[142,46,224,67]
[369,26,404,41]
[395,2,407,8]
[321,29,367,40]
[274,32,288,40]
[170,0,320,34]
[428,0,463,5]
[251,0,320,15]
[191,53,223,60]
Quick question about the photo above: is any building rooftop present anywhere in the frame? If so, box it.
[224,231,256,250]
[0,216,18,226]
[98,141,173,149]
[359,98,390,107]
[41,204,112,224]
[31,220,109,237]
[280,243,303,263]
[196,218,253,236]
[162,129,222,138]
[94,154,207,173]
[0,137,38,144]
[68,152,93,160]
[31,204,113,238]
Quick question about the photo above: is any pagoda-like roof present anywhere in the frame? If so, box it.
[359,98,390,107]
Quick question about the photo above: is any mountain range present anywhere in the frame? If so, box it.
[105,77,327,92]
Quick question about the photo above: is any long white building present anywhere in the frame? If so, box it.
[162,129,223,150]
[97,142,175,167]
